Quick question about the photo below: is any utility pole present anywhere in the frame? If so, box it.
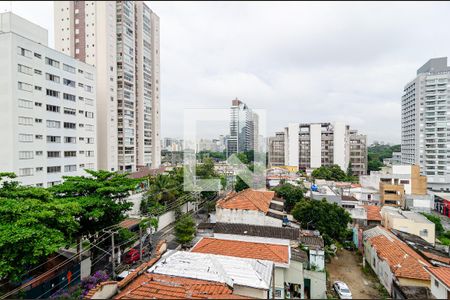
[272,264,276,300]
[139,225,143,263]
[105,230,118,279]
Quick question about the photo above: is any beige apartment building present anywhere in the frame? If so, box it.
[54,1,160,172]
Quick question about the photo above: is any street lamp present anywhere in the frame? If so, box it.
[306,220,313,230]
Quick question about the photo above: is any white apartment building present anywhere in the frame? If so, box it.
[401,57,450,192]
[268,122,367,175]
[0,12,97,187]
[54,0,161,172]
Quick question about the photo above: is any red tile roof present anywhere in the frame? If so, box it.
[191,237,289,264]
[115,273,246,299]
[368,231,430,281]
[364,205,382,221]
[216,189,275,213]
[422,251,450,265]
[426,266,450,289]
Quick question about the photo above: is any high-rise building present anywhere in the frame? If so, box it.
[54,0,161,172]
[268,122,367,175]
[227,98,258,157]
[0,12,97,187]
[401,57,450,192]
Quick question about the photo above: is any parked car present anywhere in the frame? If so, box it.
[123,248,146,264]
[333,281,352,299]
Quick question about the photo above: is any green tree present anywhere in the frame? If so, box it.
[234,176,249,192]
[421,213,445,237]
[291,199,351,245]
[311,165,348,182]
[146,174,177,205]
[367,142,401,172]
[273,183,304,212]
[174,214,196,248]
[0,173,80,281]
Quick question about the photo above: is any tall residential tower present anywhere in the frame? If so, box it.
[401,57,450,192]
[54,0,161,172]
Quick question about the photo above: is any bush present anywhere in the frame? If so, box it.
[81,271,109,298]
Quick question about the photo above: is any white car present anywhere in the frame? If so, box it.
[333,281,352,299]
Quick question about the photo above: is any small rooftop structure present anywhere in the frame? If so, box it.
[148,250,273,291]
[216,189,275,213]
[213,222,300,240]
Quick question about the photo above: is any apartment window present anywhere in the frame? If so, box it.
[399,180,410,184]
[35,135,43,140]
[85,111,94,119]
[19,134,33,142]
[85,98,94,106]
[64,122,76,129]
[47,151,61,158]
[64,151,76,157]
[419,229,428,237]
[46,135,61,143]
[19,151,34,160]
[35,151,43,156]
[36,168,43,174]
[18,99,33,109]
[63,64,76,73]
[86,137,94,144]
[85,124,94,131]
[34,69,42,75]
[18,116,33,126]
[435,279,439,287]
[86,151,94,157]
[46,89,60,98]
[47,166,61,173]
[63,78,76,87]
[35,86,42,91]
[46,120,61,128]
[84,85,93,93]
[79,151,85,155]
[46,104,60,113]
[85,72,94,80]
[46,73,60,83]
[63,93,76,101]
[64,165,77,172]
[18,64,33,75]
[17,46,32,58]
[34,52,42,59]
[19,168,34,176]
[45,57,60,68]
[64,107,76,115]
[78,69,84,74]
[78,82,84,88]
[64,136,76,143]
[35,118,42,123]
[18,82,33,92]
[35,102,42,107]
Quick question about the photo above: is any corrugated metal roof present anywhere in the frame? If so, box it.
[213,223,300,240]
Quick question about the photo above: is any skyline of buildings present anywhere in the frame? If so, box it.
[54,0,161,172]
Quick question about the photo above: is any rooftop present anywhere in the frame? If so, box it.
[364,205,382,221]
[425,266,450,289]
[382,207,432,224]
[148,250,273,290]
[212,222,300,240]
[191,237,289,264]
[216,189,275,213]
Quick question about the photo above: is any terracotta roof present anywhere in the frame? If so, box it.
[119,218,140,230]
[115,273,246,299]
[422,251,450,265]
[191,237,289,264]
[364,205,382,221]
[129,166,166,179]
[425,266,450,289]
[341,195,358,201]
[216,189,275,213]
[368,230,430,281]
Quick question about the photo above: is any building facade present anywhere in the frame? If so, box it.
[0,12,97,187]
[401,57,450,192]
[227,98,258,157]
[54,0,160,172]
[268,122,367,175]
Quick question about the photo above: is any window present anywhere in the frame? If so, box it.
[78,82,84,88]
[35,134,43,140]
[85,151,94,157]
[85,98,94,106]
[86,137,94,144]
[85,72,94,80]
[63,93,76,101]
[64,136,76,143]
[435,279,439,287]
[64,165,77,172]
[47,181,61,186]
[46,104,60,113]
[17,46,32,58]
[84,85,93,92]
[45,57,60,68]
[64,151,76,157]
[34,69,42,75]
[85,124,94,131]
[47,151,61,158]
[46,135,61,143]
[64,122,76,129]
[78,69,84,74]
[419,229,428,237]
[46,89,60,98]
[36,151,43,156]
[46,73,60,83]
[85,111,94,118]
[63,78,76,87]
[63,64,76,73]
[18,82,33,92]
[34,52,42,59]
[18,116,33,126]
[19,168,34,176]
[18,99,33,109]
[35,102,42,107]
[46,120,61,128]
[19,151,33,160]
[63,107,76,115]
[35,86,42,91]
[18,64,33,75]
[19,134,33,142]
[35,118,42,123]
[399,180,410,185]
[47,166,61,173]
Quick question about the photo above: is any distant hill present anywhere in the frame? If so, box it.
[368,143,401,172]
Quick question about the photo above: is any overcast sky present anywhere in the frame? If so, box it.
[3,1,450,144]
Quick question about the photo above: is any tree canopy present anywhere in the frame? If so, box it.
[291,198,352,245]
[273,183,304,212]
[368,142,401,172]
[174,214,196,247]
[311,164,352,182]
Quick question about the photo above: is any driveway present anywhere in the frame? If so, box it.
[327,249,382,299]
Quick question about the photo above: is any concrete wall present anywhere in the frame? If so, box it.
[287,123,299,167]
[216,207,282,227]
[386,215,435,245]
[310,124,321,168]
[430,276,450,299]
[364,241,394,295]
[303,269,326,299]
[234,285,267,299]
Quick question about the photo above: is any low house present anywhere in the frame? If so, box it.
[425,266,450,299]
[363,226,431,296]
[381,206,435,245]
[215,189,285,226]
